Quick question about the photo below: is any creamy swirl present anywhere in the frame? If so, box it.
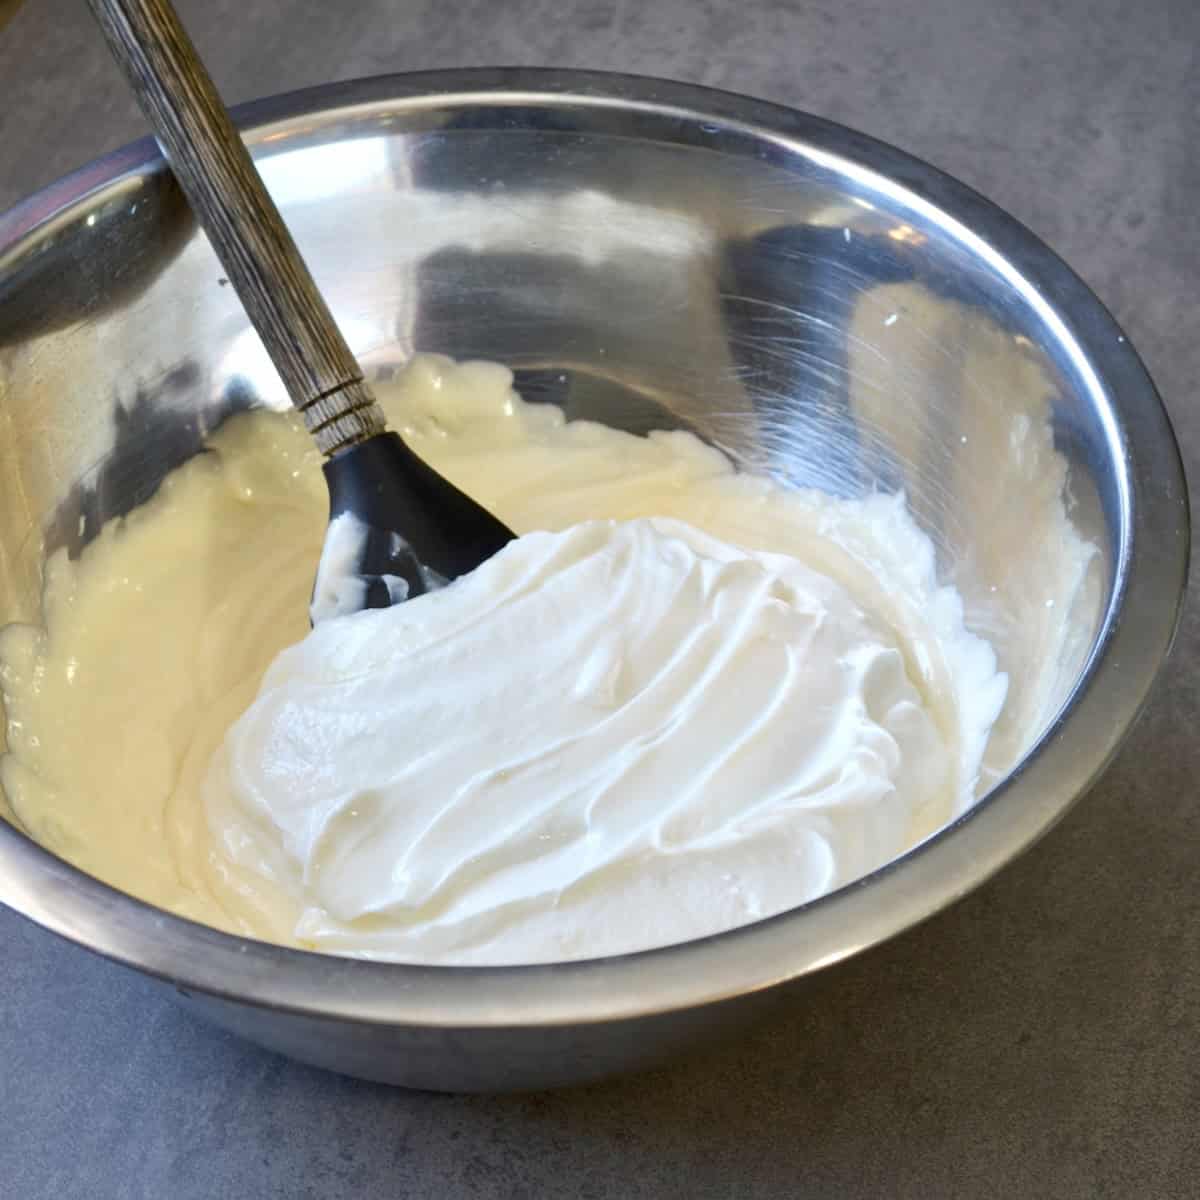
[208,518,957,963]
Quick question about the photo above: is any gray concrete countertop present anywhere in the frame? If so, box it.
[2,1,1196,1196]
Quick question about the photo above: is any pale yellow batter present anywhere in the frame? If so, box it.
[1,355,1013,963]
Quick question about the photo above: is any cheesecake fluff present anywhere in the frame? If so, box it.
[0,356,1007,964]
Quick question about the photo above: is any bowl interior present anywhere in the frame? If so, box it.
[0,87,1118,832]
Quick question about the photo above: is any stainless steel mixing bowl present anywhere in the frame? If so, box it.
[0,70,1187,1091]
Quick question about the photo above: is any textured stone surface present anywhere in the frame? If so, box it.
[2,0,1197,1195]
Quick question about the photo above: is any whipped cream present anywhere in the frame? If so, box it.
[209,517,965,963]
[1,354,1009,964]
